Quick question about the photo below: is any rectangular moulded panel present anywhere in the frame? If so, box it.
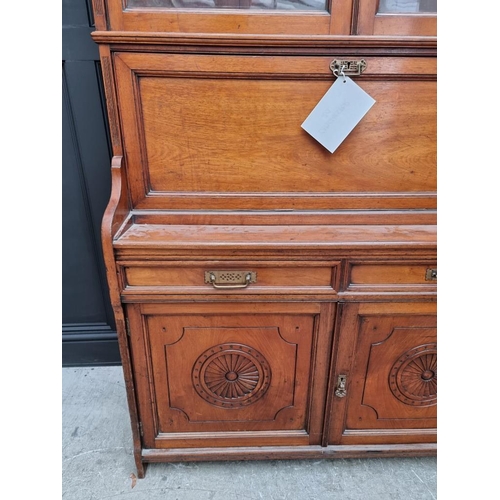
[142,79,435,194]
[347,263,437,292]
[105,0,333,34]
[126,302,335,450]
[122,261,338,294]
[114,52,436,210]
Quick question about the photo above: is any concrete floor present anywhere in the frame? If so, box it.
[62,367,437,500]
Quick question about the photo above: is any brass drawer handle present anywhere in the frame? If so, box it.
[205,271,257,289]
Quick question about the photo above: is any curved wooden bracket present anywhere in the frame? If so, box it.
[102,156,131,243]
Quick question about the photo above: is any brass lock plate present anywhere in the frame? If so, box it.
[330,59,367,77]
[425,268,437,281]
[334,374,347,398]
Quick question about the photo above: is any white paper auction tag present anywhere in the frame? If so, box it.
[301,76,376,154]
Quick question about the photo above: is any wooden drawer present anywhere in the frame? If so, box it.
[120,261,339,296]
[347,263,437,292]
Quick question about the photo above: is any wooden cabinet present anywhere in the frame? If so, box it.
[92,0,436,477]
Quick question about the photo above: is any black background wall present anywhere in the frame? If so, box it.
[62,0,120,365]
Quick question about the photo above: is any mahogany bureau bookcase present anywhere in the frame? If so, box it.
[91,0,437,477]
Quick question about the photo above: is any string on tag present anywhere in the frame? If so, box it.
[332,64,347,83]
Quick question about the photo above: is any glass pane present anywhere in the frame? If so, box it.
[127,0,327,11]
[378,0,437,13]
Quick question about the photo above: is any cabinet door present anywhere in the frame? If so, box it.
[327,302,436,445]
[356,0,437,35]
[106,0,351,34]
[128,302,334,449]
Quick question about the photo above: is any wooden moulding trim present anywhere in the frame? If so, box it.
[115,242,437,251]
[342,428,436,437]
[120,287,338,297]
[357,301,436,315]
[114,249,437,262]
[344,284,437,291]
[339,433,436,445]
[112,52,436,76]
[91,31,436,50]
[141,443,436,462]
[338,290,438,299]
[113,224,437,252]
[100,54,123,153]
[345,282,437,293]
[119,293,436,304]
[140,301,321,315]
[134,193,437,211]
[155,429,309,441]
[131,210,437,226]
[91,0,107,31]
[118,259,341,267]
[153,436,310,449]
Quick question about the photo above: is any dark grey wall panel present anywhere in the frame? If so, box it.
[63,0,120,365]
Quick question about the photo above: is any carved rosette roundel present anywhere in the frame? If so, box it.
[192,344,271,408]
[389,344,437,407]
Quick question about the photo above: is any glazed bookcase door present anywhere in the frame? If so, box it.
[356,0,437,35]
[127,302,334,449]
[105,0,353,34]
[327,302,436,445]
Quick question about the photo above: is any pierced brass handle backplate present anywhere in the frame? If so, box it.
[205,271,257,289]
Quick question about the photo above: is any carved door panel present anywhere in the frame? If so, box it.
[127,302,334,449]
[328,302,436,445]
